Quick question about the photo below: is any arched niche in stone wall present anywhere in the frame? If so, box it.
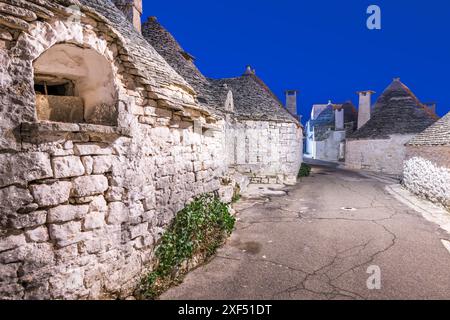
[32,43,118,126]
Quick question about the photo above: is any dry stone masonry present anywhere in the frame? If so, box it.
[403,112,450,209]
[0,0,302,299]
[346,78,437,175]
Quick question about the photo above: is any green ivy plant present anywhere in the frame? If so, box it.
[140,194,235,299]
[298,163,312,178]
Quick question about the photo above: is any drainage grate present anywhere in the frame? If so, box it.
[341,207,357,211]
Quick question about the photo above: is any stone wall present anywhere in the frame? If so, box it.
[0,1,303,300]
[0,4,226,299]
[314,131,346,162]
[345,134,415,175]
[403,146,450,209]
[227,120,302,185]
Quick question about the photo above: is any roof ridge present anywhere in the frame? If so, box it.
[246,74,300,124]
[142,16,208,83]
[246,74,283,105]
[407,112,449,146]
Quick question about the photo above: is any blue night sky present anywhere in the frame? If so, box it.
[142,0,450,123]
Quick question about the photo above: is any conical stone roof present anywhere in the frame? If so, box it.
[212,74,300,123]
[407,112,450,146]
[142,17,299,124]
[348,79,438,139]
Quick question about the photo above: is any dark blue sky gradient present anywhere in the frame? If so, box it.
[142,0,450,123]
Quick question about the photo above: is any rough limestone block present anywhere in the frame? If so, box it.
[79,238,104,255]
[0,263,19,282]
[25,226,49,243]
[48,268,85,298]
[30,181,72,207]
[0,152,53,188]
[0,283,24,300]
[9,211,47,229]
[105,186,124,202]
[52,156,85,178]
[129,222,148,240]
[71,175,109,197]
[92,156,113,174]
[81,156,94,175]
[88,196,107,212]
[48,221,82,247]
[107,202,128,225]
[0,234,26,252]
[218,185,234,204]
[20,242,54,265]
[47,205,89,223]
[283,175,297,186]
[142,194,156,211]
[74,144,112,156]
[142,210,156,224]
[0,186,34,214]
[54,244,79,265]
[83,212,105,231]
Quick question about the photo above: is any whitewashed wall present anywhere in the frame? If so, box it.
[345,134,415,175]
[226,120,303,185]
[403,146,450,209]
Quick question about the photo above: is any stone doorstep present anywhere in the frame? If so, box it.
[241,183,288,198]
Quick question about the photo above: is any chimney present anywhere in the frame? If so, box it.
[285,90,298,117]
[113,0,143,33]
[423,102,437,115]
[356,90,375,129]
[334,106,344,130]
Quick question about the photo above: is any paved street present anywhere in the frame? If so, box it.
[161,164,450,300]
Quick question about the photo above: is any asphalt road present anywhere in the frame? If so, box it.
[161,165,450,300]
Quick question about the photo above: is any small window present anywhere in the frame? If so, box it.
[34,80,74,96]
[34,76,84,123]
[33,43,118,126]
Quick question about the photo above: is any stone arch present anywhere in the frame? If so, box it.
[12,19,128,125]
[33,43,118,125]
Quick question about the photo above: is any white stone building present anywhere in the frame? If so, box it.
[143,18,303,185]
[0,0,302,299]
[305,101,358,161]
[403,112,450,210]
[345,78,438,175]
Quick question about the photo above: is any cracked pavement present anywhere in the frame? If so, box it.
[161,164,450,300]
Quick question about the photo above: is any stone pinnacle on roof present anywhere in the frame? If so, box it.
[244,65,256,75]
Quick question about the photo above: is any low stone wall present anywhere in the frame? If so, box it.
[345,134,415,175]
[0,121,225,300]
[3,114,227,300]
[227,120,302,185]
[0,5,226,299]
[403,146,450,209]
